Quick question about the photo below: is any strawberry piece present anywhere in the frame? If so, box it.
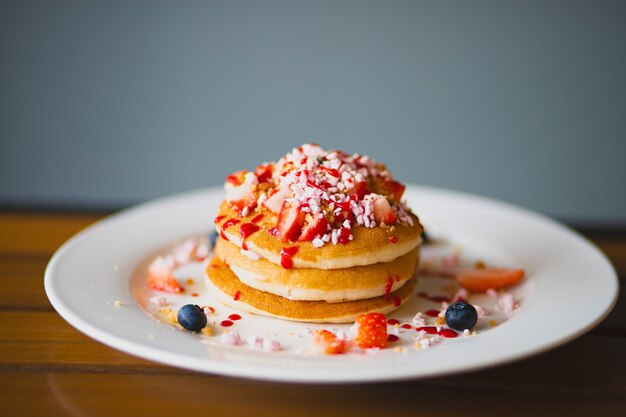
[298,214,328,241]
[147,257,183,293]
[353,312,388,349]
[374,177,405,201]
[225,182,257,211]
[254,164,273,183]
[456,268,525,292]
[383,179,405,201]
[348,181,369,200]
[372,196,397,224]
[225,170,247,186]
[262,186,293,214]
[276,201,306,241]
[313,330,346,355]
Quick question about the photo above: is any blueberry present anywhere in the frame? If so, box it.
[445,302,478,331]
[208,230,219,248]
[177,304,207,332]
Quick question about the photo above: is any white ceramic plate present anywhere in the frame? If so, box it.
[45,185,618,383]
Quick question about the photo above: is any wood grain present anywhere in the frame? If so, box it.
[0,256,51,310]
[2,371,625,417]
[0,212,624,417]
[0,213,103,256]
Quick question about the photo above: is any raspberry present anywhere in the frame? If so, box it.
[353,313,388,349]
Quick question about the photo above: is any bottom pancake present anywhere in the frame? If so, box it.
[205,257,417,323]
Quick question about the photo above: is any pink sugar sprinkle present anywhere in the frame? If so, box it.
[262,339,282,352]
[441,253,460,269]
[473,304,490,318]
[452,288,468,303]
[220,332,243,346]
[411,312,426,327]
[496,292,517,312]
[149,296,168,306]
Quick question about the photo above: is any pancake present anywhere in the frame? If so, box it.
[214,237,419,302]
[205,256,417,323]
[215,201,423,270]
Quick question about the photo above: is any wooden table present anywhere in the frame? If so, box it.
[0,212,624,416]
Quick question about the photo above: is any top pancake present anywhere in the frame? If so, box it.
[215,201,423,269]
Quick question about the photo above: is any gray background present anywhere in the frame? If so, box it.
[1,1,625,223]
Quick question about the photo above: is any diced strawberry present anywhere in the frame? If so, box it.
[372,196,397,224]
[456,268,525,292]
[147,257,183,293]
[348,181,369,200]
[353,313,388,349]
[225,182,257,211]
[276,201,306,241]
[374,177,405,201]
[225,170,247,186]
[298,214,329,241]
[313,330,346,355]
[262,186,293,214]
[384,179,405,201]
[254,164,273,183]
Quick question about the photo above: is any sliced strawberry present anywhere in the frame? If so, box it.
[298,214,328,241]
[276,201,306,241]
[254,164,273,183]
[225,170,247,186]
[313,330,346,355]
[383,179,405,201]
[262,186,293,214]
[456,268,525,292]
[225,182,257,211]
[353,313,388,349]
[348,181,369,200]
[372,196,397,224]
[147,257,183,293]
[373,177,405,201]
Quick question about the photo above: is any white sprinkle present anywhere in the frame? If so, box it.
[149,296,169,307]
[262,339,282,352]
[220,332,243,346]
[240,248,262,260]
[312,237,325,248]
[412,312,426,327]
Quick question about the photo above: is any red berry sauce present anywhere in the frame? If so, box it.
[280,246,299,269]
[240,223,260,250]
[415,326,458,338]
[392,295,401,307]
[384,275,393,301]
[415,326,438,334]
[438,329,458,338]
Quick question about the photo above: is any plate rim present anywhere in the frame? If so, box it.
[44,184,620,383]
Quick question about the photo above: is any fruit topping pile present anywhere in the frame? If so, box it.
[222,144,413,247]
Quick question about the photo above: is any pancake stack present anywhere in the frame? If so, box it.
[206,144,423,323]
